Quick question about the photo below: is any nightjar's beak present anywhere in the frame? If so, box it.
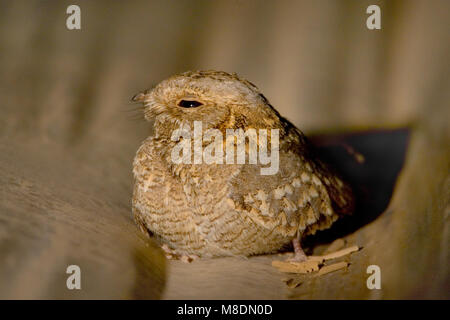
[131,92,147,102]
[131,90,150,103]
[131,89,162,120]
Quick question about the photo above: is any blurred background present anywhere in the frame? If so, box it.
[0,0,448,299]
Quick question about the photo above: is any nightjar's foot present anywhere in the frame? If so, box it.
[286,238,308,262]
[161,244,198,263]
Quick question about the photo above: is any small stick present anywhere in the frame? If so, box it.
[272,260,320,273]
[315,261,348,276]
[308,245,359,262]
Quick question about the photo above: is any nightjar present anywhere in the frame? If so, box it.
[131,70,354,261]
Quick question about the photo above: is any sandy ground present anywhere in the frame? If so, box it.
[0,137,165,299]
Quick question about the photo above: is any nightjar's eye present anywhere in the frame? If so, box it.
[178,100,203,108]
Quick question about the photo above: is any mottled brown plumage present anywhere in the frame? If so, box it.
[132,70,354,260]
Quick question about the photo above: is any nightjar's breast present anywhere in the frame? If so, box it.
[132,134,354,258]
[132,138,293,257]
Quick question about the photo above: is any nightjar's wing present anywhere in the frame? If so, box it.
[228,148,354,238]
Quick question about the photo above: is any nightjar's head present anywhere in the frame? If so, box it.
[132,70,283,136]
